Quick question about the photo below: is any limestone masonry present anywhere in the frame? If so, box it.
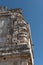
[0,6,34,65]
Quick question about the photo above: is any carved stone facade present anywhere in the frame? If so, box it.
[0,7,34,65]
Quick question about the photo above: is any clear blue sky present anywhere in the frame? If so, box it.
[0,0,43,65]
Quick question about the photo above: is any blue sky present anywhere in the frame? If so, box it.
[0,0,43,65]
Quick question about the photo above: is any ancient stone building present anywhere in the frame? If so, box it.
[0,6,34,65]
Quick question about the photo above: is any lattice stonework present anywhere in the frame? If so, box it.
[0,6,34,65]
